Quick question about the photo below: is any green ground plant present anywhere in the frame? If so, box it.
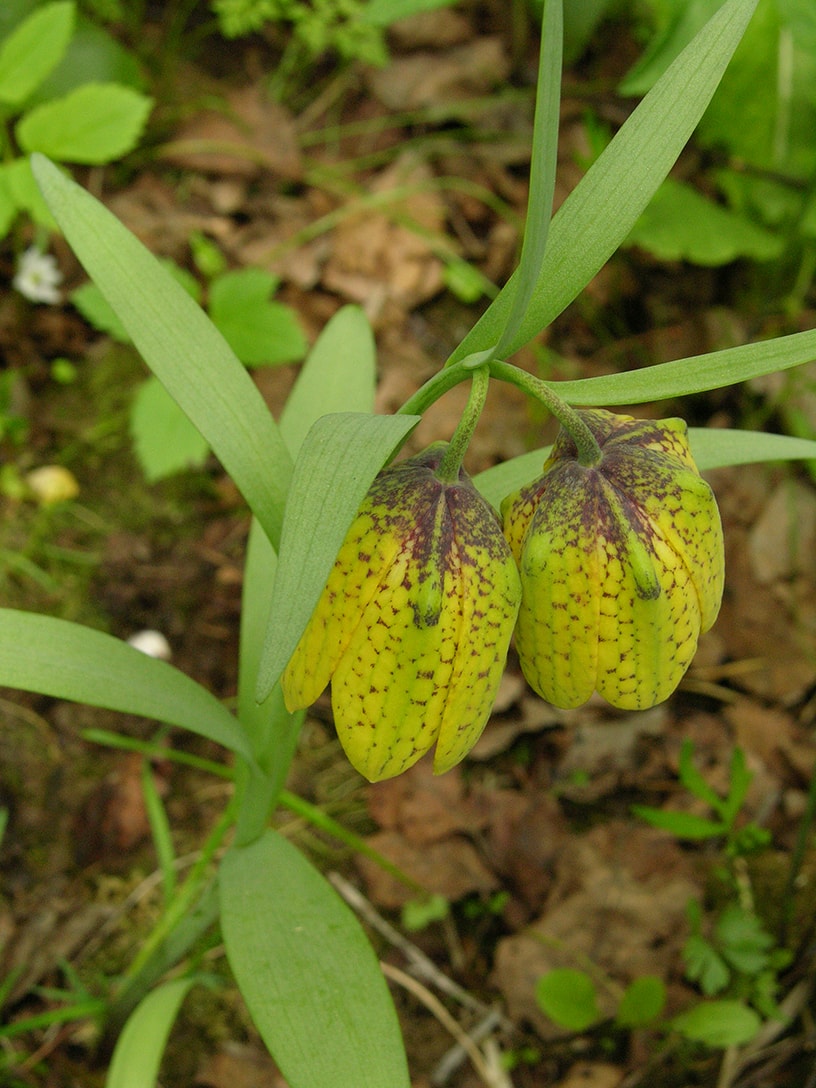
[0,0,151,240]
[623,0,816,304]
[3,0,816,1083]
[72,238,308,481]
[538,742,793,1050]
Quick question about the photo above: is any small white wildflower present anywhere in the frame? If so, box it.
[127,629,173,661]
[13,246,63,304]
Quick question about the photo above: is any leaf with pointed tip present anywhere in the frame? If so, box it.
[0,610,250,758]
[31,153,291,549]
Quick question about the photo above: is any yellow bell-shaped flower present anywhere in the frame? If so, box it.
[502,409,724,711]
[283,445,521,782]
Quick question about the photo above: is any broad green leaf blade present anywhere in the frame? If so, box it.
[30,15,147,104]
[220,830,410,1088]
[626,178,783,265]
[32,154,292,548]
[535,969,600,1031]
[551,326,816,406]
[473,428,816,509]
[130,376,211,482]
[494,0,562,357]
[106,977,195,1088]
[234,520,304,846]
[279,305,377,456]
[0,1,74,107]
[616,976,666,1028]
[0,609,251,758]
[234,310,377,842]
[256,411,419,702]
[209,269,307,366]
[448,0,759,365]
[18,84,153,164]
[673,999,761,1047]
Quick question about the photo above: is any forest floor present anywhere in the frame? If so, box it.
[2,5,816,1087]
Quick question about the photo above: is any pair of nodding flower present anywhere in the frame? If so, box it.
[282,409,725,783]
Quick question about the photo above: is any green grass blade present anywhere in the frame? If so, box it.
[233,308,378,842]
[255,411,419,702]
[141,759,176,905]
[279,304,377,456]
[547,326,816,406]
[448,0,759,364]
[220,830,410,1088]
[31,154,292,548]
[106,978,196,1088]
[494,0,562,358]
[0,610,250,758]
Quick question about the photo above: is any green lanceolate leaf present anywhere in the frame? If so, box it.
[106,977,196,1088]
[495,0,562,357]
[448,0,760,365]
[544,326,816,406]
[279,305,377,456]
[255,411,419,702]
[31,154,292,548]
[220,830,410,1088]
[474,428,816,511]
[0,1,74,107]
[235,307,378,844]
[0,610,251,758]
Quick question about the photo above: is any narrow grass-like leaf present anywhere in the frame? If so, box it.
[473,428,816,510]
[31,154,292,548]
[545,326,816,406]
[448,0,759,364]
[141,759,176,905]
[106,977,196,1088]
[631,806,726,839]
[0,610,250,758]
[256,411,419,702]
[494,0,562,358]
[234,520,303,847]
[279,305,377,456]
[220,830,410,1088]
[233,311,378,842]
[678,738,724,814]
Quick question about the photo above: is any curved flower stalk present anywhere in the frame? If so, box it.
[502,409,724,710]
[282,445,521,782]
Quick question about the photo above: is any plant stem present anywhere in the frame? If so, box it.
[398,356,602,467]
[397,360,473,418]
[489,360,603,465]
[435,366,490,482]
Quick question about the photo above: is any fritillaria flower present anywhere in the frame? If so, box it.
[502,409,724,710]
[283,445,521,782]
